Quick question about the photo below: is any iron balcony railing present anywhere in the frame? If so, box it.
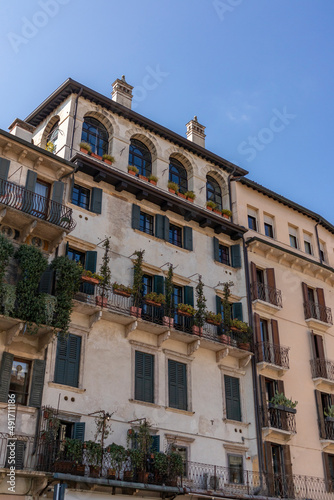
[311,358,334,381]
[250,282,282,307]
[304,301,333,325]
[74,284,253,352]
[260,406,297,434]
[0,178,76,231]
[319,419,334,441]
[1,433,334,499]
[255,341,290,369]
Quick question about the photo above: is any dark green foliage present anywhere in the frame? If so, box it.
[195,275,206,327]
[132,250,144,307]
[165,264,174,318]
[99,238,111,294]
[0,234,14,313]
[222,281,234,329]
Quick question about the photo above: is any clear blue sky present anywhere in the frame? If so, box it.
[1,1,333,222]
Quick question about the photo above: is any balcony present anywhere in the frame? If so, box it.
[255,342,290,377]
[250,282,282,314]
[311,358,334,392]
[1,433,333,500]
[319,419,334,452]
[261,406,296,442]
[304,301,333,331]
[0,178,76,244]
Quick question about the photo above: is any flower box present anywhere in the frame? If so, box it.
[113,289,131,297]
[214,209,221,215]
[207,319,220,326]
[128,169,137,176]
[89,465,101,478]
[145,299,161,307]
[103,159,112,165]
[268,403,297,414]
[139,175,148,181]
[187,197,194,203]
[168,188,176,194]
[223,214,230,220]
[91,153,102,160]
[149,180,157,185]
[82,275,99,285]
[178,192,186,199]
[80,147,90,154]
[73,464,85,476]
[178,310,192,317]
[192,325,203,336]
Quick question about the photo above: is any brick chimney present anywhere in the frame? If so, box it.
[111,75,133,109]
[186,116,206,148]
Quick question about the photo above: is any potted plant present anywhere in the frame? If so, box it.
[206,200,217,211]
[139,173,148,181]
[219,281,234,345]
[131,250,144,318]
[127,420,153,483]
[185,190,195,202]
[107,443,127,479]
[148,175,158,185]
[64,438,84,475]
[144,292,165,307]
[80,142,92,155]
[206,311,222,326]
[177,303,195,317]
[222,209,232,219]
[177,191,186,199]
[112,282,133,297]
[193,275,206,336]
[81,269,101,285]
[128,165,139,176]
[324,406,334,422]
[85,440,103,477]
[269,391,298,413]
[168,451,183,486]
[102,154,115,165]
[154,451,168,483]
[163,264,174,327]
[167,181,179,194]
[96,238,111,307]
[91,150,102,160]
[235,325,252,350]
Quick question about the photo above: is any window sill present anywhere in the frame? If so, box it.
[165,407,194,416]
[223,418,250,427]
[48,382,86,394]
[129,399,162,409]
[67,202,97,217]
[0,402,37,414]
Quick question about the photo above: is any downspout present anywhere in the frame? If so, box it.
[227,167,236,223]
[314,218,323,264]
[70,87,83,157]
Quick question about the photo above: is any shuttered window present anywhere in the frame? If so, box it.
[54,334,81,387]
[225,375,241,421]
[168,359,187,410]
[5,440,25,469]
[135,351,154,403]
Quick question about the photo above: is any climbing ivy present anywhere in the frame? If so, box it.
[0,234,14,312]
[132,250,144,307]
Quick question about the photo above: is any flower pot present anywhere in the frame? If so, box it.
[168,188,176,194]
[163,316,174,327]
[149,180,157,185]
[82,276,99,285]
[178,192,186,199]
[178,310,192,317]
[107,468,116,479]
[113,289,131,297]
[192,325,203,336]
[206,206,213,211]
[96,295,108,307]
[145,299,161,307]
[91,153,102,160]
[220,334,232,345]
[124,470,133,482]
[223,214,230,220]
[73,464,85,476]
[103,159,112,165]
[138,471,149,483]
[43,410,50,419]
[139,175,148,181]
[80,147,90,154]
[238,342,250,351]
[89,465,101,478]
[187,197,194,202]
[214,209,221,215]
[206,319,220,326]
[54,461,73,473]
[128,169,137,176]
[130,306,142,318]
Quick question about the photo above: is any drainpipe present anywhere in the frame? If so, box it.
[227,167,236,223]
[70,87,83,157]
[242,236,265,479]
[314,219,323,264]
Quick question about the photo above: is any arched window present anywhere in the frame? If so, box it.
[206,175,222,210]
[81,117,108,156]
[169,158,188,193]
[46,120,59,153]
[129,139,152,177]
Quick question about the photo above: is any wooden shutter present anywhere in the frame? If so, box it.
[183,226,193,251]
[90,187,103,214]
[49,181,65,224]
[315,390,326,438]
[38,267,54,295]
[0,158,10,180]
[25,169,37,192]
[163,215,170,241]
[151,435,160,453]
[52,181,64,204]
[266,268,276,305]
[271,319,281,366]
[132,204,141,230]
[312,334,327,378]
[232,303,243,321]
[54,334,81,388]
[317,288,327,322]
[254,313,262,361]
[323,453,334,493]
[54,336,68,385]
[250,262,258,299]
[6,440,25,470]
[259,375,268,427]
[263,442,274,496]
[224,375,241,421]
[184,286,194,306]
[0,352,14,402]
[29,359,46,408]
[135,351,154,403]
[213,237,220,262]
[73,422,86,441]
[231,245,241,268]
[153,275,164,295]
[283,445,294,497]
[155,214,169,240]
[168,359,187,410]
[302,282,311,318]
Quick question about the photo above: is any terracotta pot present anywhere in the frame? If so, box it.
[206,206,213,211]
[82,275,99,285]
[130,306,142,318]
[138,471,149,483]
[223,214,230,219]
[73,464,85,476]
[124,470,133,482]
[187,197,194,202]
[128,169,137,175]
[220,334,232,345]
[145,299,161,307]
[206,319,220,326]
[139,175,148,181]
[149,180,157,185]
[89,465,101,478]
[238,342,250,351]
[168,188,176,194]
[103,159,112,165]
[113,289,131,297]
[96,296,108,307]
[214,209,221,215]
[107,468,116,479]
[178,310,192,317]
[163,316,174,327]
[192,325,203,336]
[178,192,186,199]
[80,147,90,154]
[91,153,102,160]
[54,461,73,473]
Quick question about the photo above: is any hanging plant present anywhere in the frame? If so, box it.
[132,250,144,307]
[3,283,16,317]
[42,294,57,324]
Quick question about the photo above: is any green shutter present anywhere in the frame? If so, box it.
[54,334,81,388]
[0,352,14,402]
[49,181,65,224]
[90,187,103,214]
[184,286,194,306]
[135,351,154,403]
[232,303,243,321]
[216,295,222,315]
[29,359,46,408]
[163,215,170,241]
[6,440,25,469]
[213,237,220,261]
[153,275,164,295]
[231,245,241,268]
[132,204,141,230]
[168,359,187,410]
[85,251,97,272]
[38,268,54,295]
[155,215,169,240]
[151,435,160,453]
[183,227,193,251]
[54,336,67,385]
[225,375,241,421]
[73,422,85,441]
[52,181,64,204]
[0,158,10,180]
[25,169,37,192]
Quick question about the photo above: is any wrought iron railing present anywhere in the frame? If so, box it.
[260,406,297,433]
[255,341,290,369]
[1,434,334,499]
[250,282,282,307]
[322,420,334,441]
[0,178,76,231]
[304,301,333,325]
[311,358,334,381]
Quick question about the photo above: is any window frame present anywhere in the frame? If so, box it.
[228,454,244,485]
[139,211,154,235]
[218,244,230,266]
[169,158,188,193]
[288,225,299,249]
[81,117,109,156]
[9,357,32,406]
[206,175,222,210]
[72,184,91,211]
[129,139,152,177]
[169,223,183,247]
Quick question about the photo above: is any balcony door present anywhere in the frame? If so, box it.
[271,445,287,497]
[32,180,50,219]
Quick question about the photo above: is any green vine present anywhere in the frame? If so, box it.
[165,264,174,318]
[222,281,234,329]
[195,275,206,327]
[42,294,57,324]
[132,250,144,307]
[0,234,14,311]
[99,238,112,297]
[3,284,16,316]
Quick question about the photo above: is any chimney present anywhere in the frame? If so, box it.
[8,118,34,143]
[111,75,133,109]
[186,116,206,148]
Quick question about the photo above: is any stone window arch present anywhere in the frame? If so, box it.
[169,157,188,193]
[129,138,152,177]
[206,175,222,209]
[81,116,109,156]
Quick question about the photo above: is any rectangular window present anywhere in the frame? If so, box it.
[264,214,274,238]
[320,241,327,263]
[135,351,154,403]
[169,224,182,247]
[288,225,298,249]
[303,232,313,255]
[228,455,243,484]
[54,334,81,387]
[247,207,258,231]
[67,247,85,265]
[72,184,90,210]
[10,358,31,406]
[168,359,187,410]
[224,375,241,421]
[219,244,230,266]
[139,211,154,235]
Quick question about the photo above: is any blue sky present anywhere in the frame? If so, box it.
[1,0,333,222]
